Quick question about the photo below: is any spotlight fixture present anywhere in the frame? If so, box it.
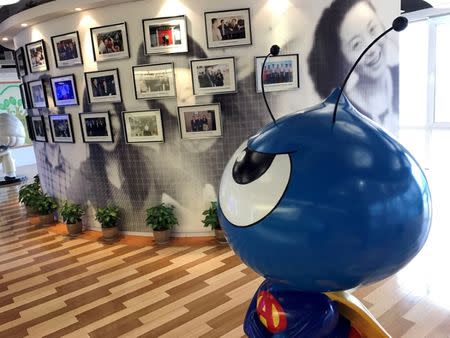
[0,0,20,5]
[21,23,28,27]
[1,37,8,41]
[75,7,82,11]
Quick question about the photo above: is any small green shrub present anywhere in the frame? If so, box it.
[34,193,58,215]
[18,182,41,208]
[60,201,84,224]
[146,203,178,231]
[96,206,120,228]
[202,202,221,230]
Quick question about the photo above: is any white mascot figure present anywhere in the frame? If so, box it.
[0,113,26,181]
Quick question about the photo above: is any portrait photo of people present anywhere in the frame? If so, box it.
[129,116,158,136]
[211,16,246,41]
[56,39,78,61]
[28,80,48,108]
[53,119,70,138]
[26,40,49,73]
[149,24,182,47]
[191,57,236,95]
[85,117,108,137]
[31,116,47,142]
[52,32,83,67]
[143,15,188,54]
[85,69,122,104]
[205,9,252,48]
[133,63,176,99]
[51,74,79,106]
[178,104,222,139]
[197,64,229,88]
[80,112,113,142]
[91,23,129,61]
[262,61,293,85]
[96,30,124,55]
[256,54,299,93]
[55,80,75,101]
[184,110,217,133]
[91,75,116,97]
[32,85,45,103]
[49,115,74,143]
[123,110,164,143]
[30,46,45,67]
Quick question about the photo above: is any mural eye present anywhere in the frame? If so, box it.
[219,142,291,227]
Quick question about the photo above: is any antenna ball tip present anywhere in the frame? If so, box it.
[393,16,408,32]
[270,45,280,56]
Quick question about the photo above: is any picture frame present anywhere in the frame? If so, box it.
[122,110,164,143]
[204,8,252,49]
[132,63,176,100]
[90,22,130,62]
[178,103,222,140]
[15,47,28,78]
[25,39,49,73]
[28,79,49,108]
[190,57,236,96]
[25,115,35,141]
[84,69,122,104]
[19,83,30,109]
[255,54,300,93]
[48,114,75,143]
[79,112,114,143]
[51,31,83,68]
[142,15,188,55]
[31,115,48,142]
[50,74,79,107]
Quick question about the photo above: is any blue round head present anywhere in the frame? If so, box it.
[218,89,431,292]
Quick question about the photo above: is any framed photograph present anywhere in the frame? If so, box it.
[85,69,122,103]
[25,116,35,141]
[79,112,114,143]
[178,103,222,140]
[204,8,252,49]
[48,114,75,143]
[90,22,130,62]
[25,40,49,73]
[31,116,47,142]
[142,15,188,55]
[28,80,49,108]
[15,47,28,78]
[190,57,236,96]
[132,63,176,100]
[19,83,30,109]
[122,110,164,143]
[255,54,300,93]
[50,74,79,107]
[51,31,83,68]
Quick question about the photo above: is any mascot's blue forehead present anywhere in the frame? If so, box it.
[218,89,431,292]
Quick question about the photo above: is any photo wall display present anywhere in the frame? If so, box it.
[25,40,49,73]
[28,79,49,108]
[123,110,164,143]
[49,114,75,143]
[178,103,222,140]
[51,31,83,68]
[50,74,79,107]
[255,54,300,93]
[79,112,114,143]
[132,63,176,100]
[15,47,27,78]
[190,57,237,96]
[142,15,188,55]
[85,68,122,103]
[90,22,130,62]
[31,116,48,142]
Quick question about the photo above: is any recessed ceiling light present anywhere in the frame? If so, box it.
[2,37,8,41]
[0,0,20,5]
[21,23,28,27]
[75,7,82,11]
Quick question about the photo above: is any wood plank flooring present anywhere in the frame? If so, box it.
[1,185,449,337]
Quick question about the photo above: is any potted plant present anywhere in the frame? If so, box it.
[18,182,41,215]
[60,201,85,237]
[34,193,58,226]
[96,206,120,242]
[202,201,227,244]
[146,203,178,245]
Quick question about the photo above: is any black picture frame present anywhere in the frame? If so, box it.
[25,115,35,141]
[90,22,130,62]
[190,57,237,95]
[15,47,28,78]
[177,103,223,140]
[255,54,300,93]
[27,79,49,108]
[51,31,84,68]
[19,83,30,109]
[25,39,49,73]
[50,74,79,107]
[142,15,188,55]
[31,115,48,142]
[79,112,114,143]
[122,109,165,143]
[48,114,75,143]
[132,62,177,100]
[204,8,252,49]
[84,68,122,104]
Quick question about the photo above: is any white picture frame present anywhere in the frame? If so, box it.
[122,110,164,143]
[255,54,300,93]
[178,103,222,139]
[190,57,237,96]
[142,15,188,55]
[84,69,122,104]
[90,22,130,62]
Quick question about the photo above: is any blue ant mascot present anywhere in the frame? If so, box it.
[218,17,431,338]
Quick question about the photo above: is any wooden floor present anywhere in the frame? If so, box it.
[1,185,450,338]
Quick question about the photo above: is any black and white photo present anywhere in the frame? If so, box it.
[25,40,49,73]
[204,8,252,48]
[90,23,130,62]
[123,110,164,143]
[15,47,27,78]
[178,104,222,139]
[142,15,188,54]
[49,114,75,143]
[191,57,236,95]
[31,116,47,142]
[133,63,176,99]
[79,112,114,143]
[51,31,83,68]
[85,69,122,103]
[255,54,300,93]
[28,80,49,108]
[50,74,79,106]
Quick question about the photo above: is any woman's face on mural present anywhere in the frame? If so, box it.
[339,1,386,79]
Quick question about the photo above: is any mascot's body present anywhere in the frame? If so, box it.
[0,113,26,182]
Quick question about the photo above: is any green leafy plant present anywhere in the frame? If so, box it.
[146,203,178,231]
[18,182,41,208]
[202,201,221,230]
[96,206,120,228]
[60,201,85,224]
[34,193,58,215]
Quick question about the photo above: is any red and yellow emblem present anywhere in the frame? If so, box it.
[256,291,287,333]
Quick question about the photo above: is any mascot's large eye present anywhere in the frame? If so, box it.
[219,142,291,227]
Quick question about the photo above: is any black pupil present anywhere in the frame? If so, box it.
[232,148,275,185]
